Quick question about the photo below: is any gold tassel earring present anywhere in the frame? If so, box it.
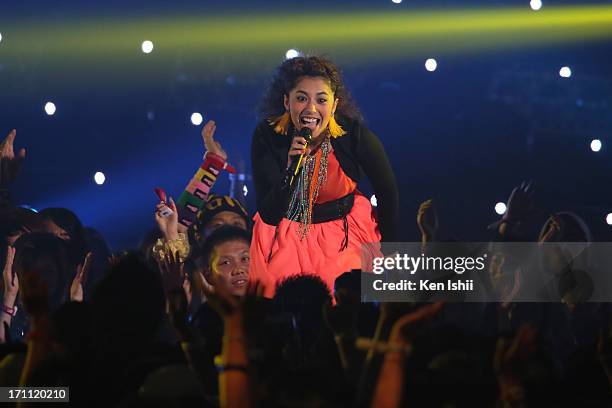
[328,114,346,138]
[270,111,291,135]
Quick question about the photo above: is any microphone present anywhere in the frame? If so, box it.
[287,127,312,187]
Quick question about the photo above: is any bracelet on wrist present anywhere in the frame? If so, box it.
[203,151,236,174]
[213,354,249,373]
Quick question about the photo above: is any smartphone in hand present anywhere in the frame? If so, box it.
[154,187,174,217]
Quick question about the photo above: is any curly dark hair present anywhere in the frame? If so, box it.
[258,55,362,122]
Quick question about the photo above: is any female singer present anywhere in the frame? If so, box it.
[250,55,399,296]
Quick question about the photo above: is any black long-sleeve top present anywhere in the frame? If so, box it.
[251,116,399,242]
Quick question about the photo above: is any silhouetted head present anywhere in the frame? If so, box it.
[90,252,165,345]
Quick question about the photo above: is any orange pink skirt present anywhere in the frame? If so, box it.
[249,193,381,297]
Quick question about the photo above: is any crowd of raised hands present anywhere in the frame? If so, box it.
[0,124,611,408]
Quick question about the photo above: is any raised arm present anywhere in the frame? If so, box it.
[176,120,236,230]
[0,129,27,208]
[0,246,18,344]
[372,302,443,408]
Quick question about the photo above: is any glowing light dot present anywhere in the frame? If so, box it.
[370,195,378,207]
[141,40,154,54]
[495,202,507,215]
[44,102,56,116]
[607,213,612,225]
[0,33,3,43]
[425,58,437,72]
[392,0,402,3]
[285,49,300,59]
[530,0,542,11]
[94,172,106,185]
[559,66,572,78]
[591,139,602,152]
[243,185,248,196]
[191,112,203,126]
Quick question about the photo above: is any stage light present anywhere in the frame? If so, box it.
[392,0,403,4]
[141,40,154,54]
[590,139,602,152]
[559,66,572,78]
[94,172,106,185]
[44,102,56,116]
[495,202,507,215]
[530,0,542,11]
[191,112,203,126]
[243,185,248,197]
[370,194,377,207]
[607,213,612,225]
[425,58,437,72]
[19,205,38,213]
[285,49,300,59]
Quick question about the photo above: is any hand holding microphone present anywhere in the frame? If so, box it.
[286,127,313,187]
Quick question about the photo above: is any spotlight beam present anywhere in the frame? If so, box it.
[2,6,612,84]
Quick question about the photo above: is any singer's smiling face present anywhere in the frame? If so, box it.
[284,76,339,139]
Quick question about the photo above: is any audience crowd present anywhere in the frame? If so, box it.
[1,127,611,407]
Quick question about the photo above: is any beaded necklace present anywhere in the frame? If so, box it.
[286,133,331,239]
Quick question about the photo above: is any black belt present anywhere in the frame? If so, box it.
[311,192,355,224]
[267,193,355,262]
[312,192,353,251]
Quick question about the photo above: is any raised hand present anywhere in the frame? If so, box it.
[372,302,444,408]
[1,246,18,344]
[2,246,18,298]
[538,214,563,243]
[194,269,216,297]
[388,302,444,344]
[488,253,522,305]
[70,252,92,302]
[158,251,187,294]
[157,251,193,339]
[416,198,438,241]
[504,181,534,222]
[202,120,227,160]
[155,197,179,241]
[0,129,26,186]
